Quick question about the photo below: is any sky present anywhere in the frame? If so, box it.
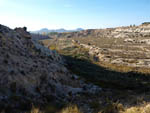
[0,0,150,31]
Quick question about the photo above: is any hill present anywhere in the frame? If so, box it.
[0,25,100,113]
[31,28,84,34]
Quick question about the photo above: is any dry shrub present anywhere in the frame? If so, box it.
[59,105,82,113]
[121,104,150,113]
[98,102,124,113]
[30,106,43,113]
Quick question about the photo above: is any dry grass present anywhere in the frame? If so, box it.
[100,62,150,74]
[29,105,82,113]
[122,104,150,113]
[98,103,150,113]
[59,105,82,113]
[30,106,43,113]
[98,102,124,113]
[30,103,150,113]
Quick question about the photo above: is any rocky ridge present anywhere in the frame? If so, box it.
[49,23,150,39]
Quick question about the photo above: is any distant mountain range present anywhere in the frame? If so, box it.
[31,28,84,34]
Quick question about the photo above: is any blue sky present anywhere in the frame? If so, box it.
[0,0,150,30]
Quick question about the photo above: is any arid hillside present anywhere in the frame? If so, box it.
[48,23,150,38]
[43,23,150,70]
[0,25,102,113]
[39,23,150,113]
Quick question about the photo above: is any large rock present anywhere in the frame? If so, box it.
[14,27,31,39]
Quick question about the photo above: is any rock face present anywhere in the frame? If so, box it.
[0,25,101,110]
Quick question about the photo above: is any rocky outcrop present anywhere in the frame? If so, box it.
[14,27,31,39]
[0,25,101,111]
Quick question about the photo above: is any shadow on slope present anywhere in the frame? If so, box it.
[63,55,150,92]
